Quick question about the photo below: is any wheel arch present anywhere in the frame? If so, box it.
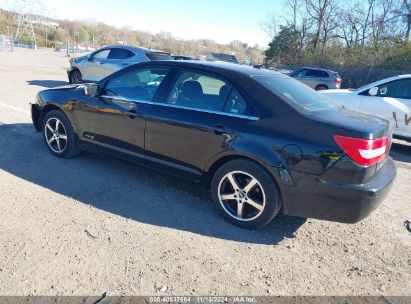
[202,151,286,193]
[40,104,63,124]
[315,84,329,90]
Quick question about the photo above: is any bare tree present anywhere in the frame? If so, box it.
[305,0,338,49]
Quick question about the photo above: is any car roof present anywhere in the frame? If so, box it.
[100,44,168,54]
[142,60,285,78]
[301,67,338,73]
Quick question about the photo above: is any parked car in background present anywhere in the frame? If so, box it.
[289,67,342,91]
[321,75,411,142]
[32,61,395,229]
[172,55,195,60]
[67,45,172,84]
[207,53,239,64]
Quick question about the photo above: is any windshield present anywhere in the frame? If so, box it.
[253,75,337,112]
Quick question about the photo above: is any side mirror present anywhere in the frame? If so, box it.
[84,83,100,97]
[368,87,378,96]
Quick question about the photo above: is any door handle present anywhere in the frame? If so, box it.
[212,124,231,135]
[128,109,143,119]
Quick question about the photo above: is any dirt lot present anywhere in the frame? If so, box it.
[0,48,410,296]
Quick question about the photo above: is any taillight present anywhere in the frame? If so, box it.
[334,79,341,87]
[333,135,388,166]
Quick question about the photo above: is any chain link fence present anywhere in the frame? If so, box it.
[0,34,14,51]
[0,34,37,51]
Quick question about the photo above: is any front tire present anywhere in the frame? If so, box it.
[69,69,82,84]
[42,110,80,158]
[315,84,328,91]
[211,159,282,229]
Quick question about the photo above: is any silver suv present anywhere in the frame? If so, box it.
[67,45,172,84]
[289,67,342,90]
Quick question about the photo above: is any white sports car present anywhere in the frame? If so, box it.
[321,75,411,141]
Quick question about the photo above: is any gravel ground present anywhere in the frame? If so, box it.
[0,48,410,296]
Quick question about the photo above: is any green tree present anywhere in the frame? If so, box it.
[265,25,301,66]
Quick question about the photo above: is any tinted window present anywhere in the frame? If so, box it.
[92,49,110,60]
[165,71,246,113]
[254,75,336,112]
[307,69,329,77]
[377,79,411,99]
[108,48,134,59]
[103,67,170,101]
[293,69,307,77]
[223,89,247,115]
[147,52,173,61]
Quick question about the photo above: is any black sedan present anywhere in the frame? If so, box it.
[31,61,396,229]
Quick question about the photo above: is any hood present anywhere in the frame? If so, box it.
[44,84,84,91]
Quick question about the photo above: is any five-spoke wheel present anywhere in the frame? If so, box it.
[218,171,265,221]
[42,110,80,158]
[211,159,282,229]
[44,117,68,153]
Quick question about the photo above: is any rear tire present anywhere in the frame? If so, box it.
[42,110,80,158]
[315,84,328,91]
[211,159,282,229]
[69,69,82,84]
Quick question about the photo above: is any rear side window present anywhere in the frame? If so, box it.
[307,69,329,77]
[164,70,248,115]
[108,48,134,59]
[254,75,336,112]
[147,52,173,61]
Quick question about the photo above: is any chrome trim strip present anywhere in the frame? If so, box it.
[100,95,259,121]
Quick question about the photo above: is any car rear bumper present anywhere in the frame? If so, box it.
[282,157,396,223]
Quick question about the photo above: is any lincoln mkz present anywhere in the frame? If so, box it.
[31,61,396,229]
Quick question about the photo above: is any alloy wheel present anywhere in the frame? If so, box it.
[217,171,266,221]
[44,117,68,153]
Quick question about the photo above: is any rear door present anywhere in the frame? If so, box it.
[83,49,111,81]
[359,78,411,138]
[144,68,258,180]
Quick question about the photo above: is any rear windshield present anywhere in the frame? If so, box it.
[147,52,173,61]
[253,75,337,112]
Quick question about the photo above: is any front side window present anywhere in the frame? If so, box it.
[254,75,337,112]
[103,67,170,101]
[292,69,307,77]
[377,79,411,99]
[164,70,248,115]
[92,49,110,60]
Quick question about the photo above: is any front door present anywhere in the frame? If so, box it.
[76,66,171,162]
[360,78,411,137]
[83,49,111,82]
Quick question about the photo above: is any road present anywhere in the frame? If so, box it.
[0,48,410,296]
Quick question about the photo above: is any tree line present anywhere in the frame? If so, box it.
[263,0,411,87]
[0,8,265,64]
